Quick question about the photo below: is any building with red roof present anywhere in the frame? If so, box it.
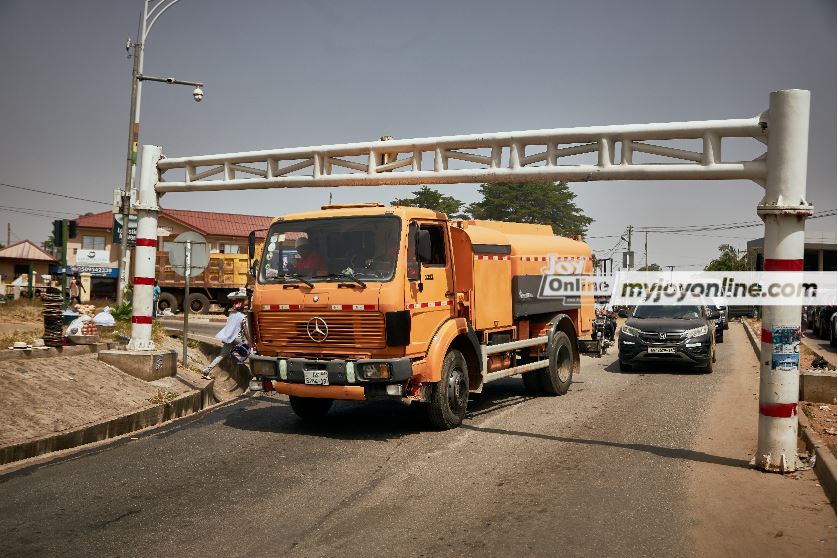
[65,208,274,298]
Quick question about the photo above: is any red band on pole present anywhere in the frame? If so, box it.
[759,402,798,418]
[131,316,153,325]
[764,259,804,271]
[135,238,157,247]
[761,328,773,343]
[133,277,155,286]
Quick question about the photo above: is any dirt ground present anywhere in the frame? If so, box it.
[689,326,836,557]
[802,402,837,456]
[0,353,194,447]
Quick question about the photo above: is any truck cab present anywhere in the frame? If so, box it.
[249,203,593,428]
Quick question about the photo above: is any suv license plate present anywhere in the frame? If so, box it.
[648,347,676,354]
[304,370,329,385]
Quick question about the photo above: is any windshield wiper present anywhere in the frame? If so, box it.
[313,273,366,288]
[281,273,315,288]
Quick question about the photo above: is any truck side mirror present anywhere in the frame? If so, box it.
[417,229,433,264]
[248,231,256,260]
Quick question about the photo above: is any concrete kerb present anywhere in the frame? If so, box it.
[799,411,838,510]
[0,380,219,467]
[741,319,837,506]
[1,342,122,361]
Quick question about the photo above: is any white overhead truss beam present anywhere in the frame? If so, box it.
[135,90,812,477]
[155,117,768,192]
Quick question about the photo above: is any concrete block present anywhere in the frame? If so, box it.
[98,349,177,382]
[800,370,837,404]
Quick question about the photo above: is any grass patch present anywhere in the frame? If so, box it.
[0,329,41,349]
[0,298,43,323]
[801,404,814,420]
[147,390,180,405]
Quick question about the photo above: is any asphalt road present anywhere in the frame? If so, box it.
[0,326,833,557]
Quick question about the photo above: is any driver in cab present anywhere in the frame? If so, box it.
[292,237,327,276]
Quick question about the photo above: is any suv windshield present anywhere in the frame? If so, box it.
[258,216,400,284]
[632,305,703,320]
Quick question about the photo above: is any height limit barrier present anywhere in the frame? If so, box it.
[128,89,811,473]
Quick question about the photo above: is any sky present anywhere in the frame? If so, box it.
[0,0,835,269]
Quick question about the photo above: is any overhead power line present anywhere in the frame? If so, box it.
[0,204,79,216]
[0,182,111,206]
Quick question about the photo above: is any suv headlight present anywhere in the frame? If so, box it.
[684,325,709,339]
[621,325,641,337]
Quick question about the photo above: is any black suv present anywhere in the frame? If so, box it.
[618,304,718,373]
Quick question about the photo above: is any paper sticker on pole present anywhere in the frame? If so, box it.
[167,232,210,277]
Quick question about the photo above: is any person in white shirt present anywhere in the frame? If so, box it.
[201,299,248,380]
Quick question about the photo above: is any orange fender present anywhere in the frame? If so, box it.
[411,318,469,383]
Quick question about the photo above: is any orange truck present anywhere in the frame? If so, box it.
[248,203,594,428]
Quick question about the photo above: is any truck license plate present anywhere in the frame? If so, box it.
[304,370,329,385]
[648,347,676,354]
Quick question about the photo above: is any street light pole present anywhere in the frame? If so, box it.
[117,0,203,305]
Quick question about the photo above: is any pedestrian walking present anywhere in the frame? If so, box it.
[152,280,161,318]
[201,299,248,380]
[69,275,85,305]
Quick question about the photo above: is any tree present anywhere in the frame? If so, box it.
[704,244,749,271]
[638,263,662,271]
[392,185,466,218]
[466,181,593,237]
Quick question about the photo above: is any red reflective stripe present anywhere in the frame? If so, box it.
[407,300,453,310]
[131,315,153,324]
[135,238,157,247]
[133,277,155,286]
[759,402,798,418]
[761,328,773,343]
[764,259,803,271]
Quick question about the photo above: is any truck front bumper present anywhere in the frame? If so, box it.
[249,355,413,386]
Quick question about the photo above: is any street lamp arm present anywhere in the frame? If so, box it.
[144,0,182,41]
[137,74,204,88]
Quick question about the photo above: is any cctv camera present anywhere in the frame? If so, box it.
[192,87,204,102]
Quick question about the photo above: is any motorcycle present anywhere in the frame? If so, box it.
[579,315,615,357]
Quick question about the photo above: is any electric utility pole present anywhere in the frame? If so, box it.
[117,0,204,305]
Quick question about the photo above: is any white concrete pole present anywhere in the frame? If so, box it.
[756,89,812,473]
[127,144,163,350]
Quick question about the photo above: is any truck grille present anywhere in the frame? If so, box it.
[257,310,386,352]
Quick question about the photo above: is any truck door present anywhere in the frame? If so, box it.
[406,220,454,354]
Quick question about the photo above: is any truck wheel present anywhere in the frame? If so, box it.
[427,349,469,429]
[157,292,177,313]
[539,331,574,396]
[289,396,333,421]
[186,293,210,314]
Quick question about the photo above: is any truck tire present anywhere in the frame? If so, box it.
[186,293,211,314]
[427,349,469,429]
[289,396,333,421]
[539,331,574,396]
[157,292,177,313]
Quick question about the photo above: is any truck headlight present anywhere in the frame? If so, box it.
[251,359,277,377]
[621,325,640,337]
[684,325,709,339]
[360,362,391,380]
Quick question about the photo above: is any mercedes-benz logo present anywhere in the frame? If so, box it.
[306,317,329,343]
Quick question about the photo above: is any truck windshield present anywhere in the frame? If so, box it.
[258,216,401,284]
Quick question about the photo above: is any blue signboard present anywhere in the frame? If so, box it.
[50,264,118,278]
